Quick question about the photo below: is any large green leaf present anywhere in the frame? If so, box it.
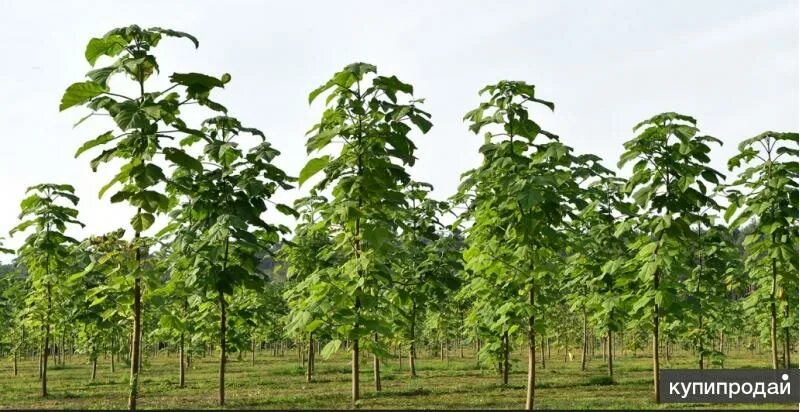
[163,148,202,172]
[60,82,108,111]
[320,339,342,359]
[298,156,330,186]
[85,35,127,66]
[113,101,150,130]
[131,212,155,232]
[150,27,199,48]
[75,131,115,158]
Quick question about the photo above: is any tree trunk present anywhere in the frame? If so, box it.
[502,330,509,385]
[306,334,314,383]
[352,338,360,404]
[602,336,607,362]
[409,342,417,378]
[540,335,546,369]
[91,355,97,381]
[525,290,536,410]
[373,333,381,392]
[128,258,142,410]
[770,258,779,369]
[179,333,185,388]
[580,308,588,371]
[42,284,51,397]
[251,339,256,367]
[698,314,704,370]
[409,302,417,378]
[653,273,661,403]
[607,329,613,380]
[299,341,304,367]
[784,305,791,369]
[60,332,65,366]
[218,289,226,406]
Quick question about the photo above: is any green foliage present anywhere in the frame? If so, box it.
[0,24,794,409]
[457,81,581,362]
[726,131,798,365]
[62,25,228,233]
[616,112,723,322]
[292,62,431,349]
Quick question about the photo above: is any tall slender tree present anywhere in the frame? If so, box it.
[296,62,431,404]
[166,115,294,405]
[457,81,594,409]
[726,131,798,369]
[61,25,230,409]
[10,184,84,397]
[617,112,724,401]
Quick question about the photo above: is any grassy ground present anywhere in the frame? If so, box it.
[0,347,795,409]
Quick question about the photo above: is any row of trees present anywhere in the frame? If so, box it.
[0,25,796,410]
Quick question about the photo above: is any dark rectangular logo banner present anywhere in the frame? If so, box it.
[660,369,800,404]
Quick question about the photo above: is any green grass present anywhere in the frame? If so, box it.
[0,348,794,409]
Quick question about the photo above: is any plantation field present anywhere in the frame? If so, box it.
[1,348,793,409]
[0,16,796,412]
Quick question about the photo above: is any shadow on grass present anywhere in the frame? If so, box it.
[371,387,433,398]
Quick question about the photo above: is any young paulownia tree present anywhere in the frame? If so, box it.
[457,81,595,409]
[617,113,724,402]
[10,184,84,397]
[726,131,798,369]
[296,62,431,404]
[61,25,232,409]
[165,115,294,405]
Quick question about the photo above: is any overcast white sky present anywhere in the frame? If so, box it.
[0,0,797,262]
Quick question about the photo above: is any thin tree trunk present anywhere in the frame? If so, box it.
[128,235,143,410]
[38,340,43,380]
[607,329,613,380]
[525,290,536,410]
[60,332,65,366]
[42,283,51,397]
[602,336,607,362]
[698,314,704,370]
[409,342,417,378]
[218,289,226,406]
[502,330,509,385]
[373,333,381,392]
[409,302,417,378]
[179,333,185,388]
[460,311,465,359]
[770,258,779,369]
[306,334,314,383]
[653,274,661,403]
[581,308,588,371]
[540,335,546,369]
[784,306,791,369]
[352,338,360,404]
[13,351,18,376]
[91,355,97,381]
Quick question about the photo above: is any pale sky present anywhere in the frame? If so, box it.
[0,0,797,262]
